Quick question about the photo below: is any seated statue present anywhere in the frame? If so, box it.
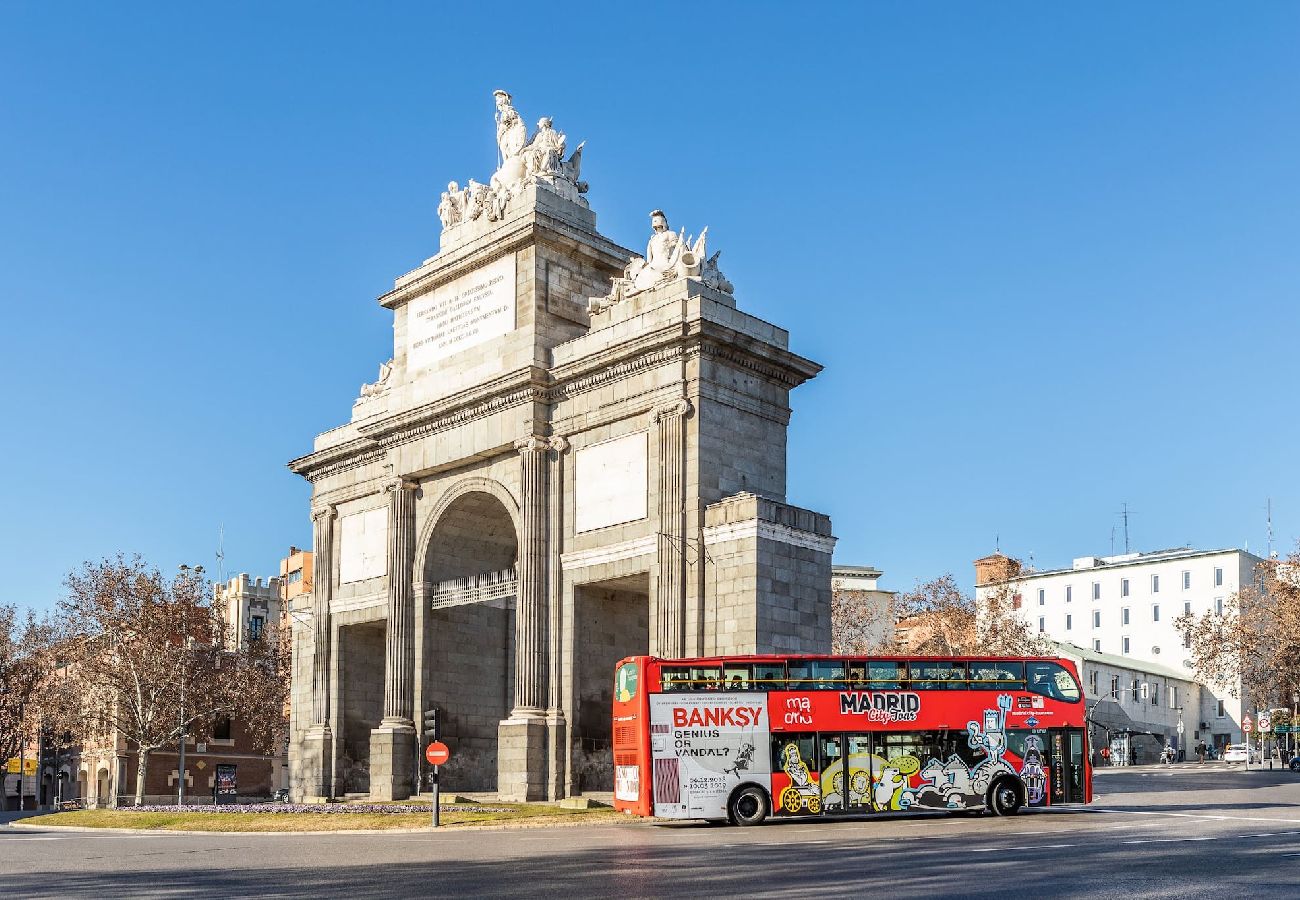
[624,210,682,291]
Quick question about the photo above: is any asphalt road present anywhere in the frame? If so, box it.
[5,763,1300,899]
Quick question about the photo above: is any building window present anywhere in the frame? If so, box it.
[1123,636,1131,655]
[1131,679,1140,702]
[1141,682,1149,701]
[248,616,265,641]
[1089,671,1098,694]
[1092,582,1101,601]
[1038,617,1045,633]
[1215,597,1224,616]
[1066,585,1073,603]
[1151,683,1159,705]
[1184,600,1191,616]
[1216,700,1226,718]
[1151,574,1160,593]
[1092,610,1101,628]
[1152,604,1160,623]
[1038,589,1045,606]
[288,569,303,584]
[1012,593,1022,610]
[1066,614,1073,630]
[1121,578,1130,597]
[1093,639,1102,652]
[1110,675,1120,699]
[1182,570,1191,590]
[1183,633,1191,649]
[1122,607,1130,625]
[213,716,232,740]
[1214,567,1224,587]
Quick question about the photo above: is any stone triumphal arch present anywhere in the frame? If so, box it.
[288,90,836,801]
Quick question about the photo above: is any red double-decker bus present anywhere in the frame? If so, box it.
[612,654,1091,825]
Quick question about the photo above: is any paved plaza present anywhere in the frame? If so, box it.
[5,765,1300,898]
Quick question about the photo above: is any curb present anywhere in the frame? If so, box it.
[7,815,639,837]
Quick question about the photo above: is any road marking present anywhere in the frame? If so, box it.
[971,843,1074,852]
[1090,808,1300,826]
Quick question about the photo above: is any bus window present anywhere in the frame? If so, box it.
[847,660,867,687]
[753,663,786,690]
[723,664,753,690]
[787,661,813,690]
[662,667,692,691]
[691,666,722,691]
[811,660,846,689]
[1027,662,1082,702]
[969,661,1025,688]
[867,659,904,689]
[910,660,966,690]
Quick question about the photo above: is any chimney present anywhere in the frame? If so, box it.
[974,553,1021,587]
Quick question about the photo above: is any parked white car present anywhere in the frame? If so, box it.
[1223,744,1260,764]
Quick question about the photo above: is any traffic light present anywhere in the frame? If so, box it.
[423,707,441,741]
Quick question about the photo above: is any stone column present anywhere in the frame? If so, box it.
[499,434,553,801]
[655,399,691,657]
[370,478,418,801]
[512,435,549,717]
[302,505,335,801]
[545,436,569,800]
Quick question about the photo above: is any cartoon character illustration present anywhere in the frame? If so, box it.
[966,694,1017,794]
[872,755,921,810]
[777,742,822,814]
[724,743,755,779]
[1019,735,1047,805]
[920,754,977,809]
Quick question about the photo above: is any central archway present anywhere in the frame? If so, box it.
[419,484,520,792]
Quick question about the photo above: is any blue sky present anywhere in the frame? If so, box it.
[3,2,1298,610]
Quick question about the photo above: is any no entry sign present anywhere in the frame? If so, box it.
[425,741,450,766]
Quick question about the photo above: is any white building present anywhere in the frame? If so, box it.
[976,547,1265,753]
[831,564,896,649]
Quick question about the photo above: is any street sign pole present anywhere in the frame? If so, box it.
[1243,715,1253,771]
[424,739,450,828]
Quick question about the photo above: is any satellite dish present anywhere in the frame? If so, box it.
[1182,659,1194,669]
[1152,646,1161,654]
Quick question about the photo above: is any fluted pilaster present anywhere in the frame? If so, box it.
[310,505,336,725]
[512,435,553,716]
[655,399,691,657]
[382,478,419,724]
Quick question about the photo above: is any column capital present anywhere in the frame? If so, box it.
[384,477,419,494]
[515,434,551,454]
[653,398,692,422]
[311,505,336,523]
[547,436,569,454]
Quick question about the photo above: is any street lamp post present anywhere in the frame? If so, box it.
[176,564,203,807]
[1292,692,1298,757]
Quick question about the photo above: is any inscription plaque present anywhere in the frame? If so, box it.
[407,255,517,371]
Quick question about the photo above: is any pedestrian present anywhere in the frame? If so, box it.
[1100,745,1111,767]
[1196,741,1206,765]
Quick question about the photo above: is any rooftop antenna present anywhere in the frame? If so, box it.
[1267,498,1275,559]
[995,532,1000,554]
[1116,502,1136,554]
[216,523,226,584]
[1110,526,1116,557]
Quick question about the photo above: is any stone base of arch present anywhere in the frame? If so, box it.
[497,716,549,802]
[369,721,416,801]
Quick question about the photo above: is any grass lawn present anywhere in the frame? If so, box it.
[24,804,628,833]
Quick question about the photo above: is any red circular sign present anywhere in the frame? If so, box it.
[425,741,450,765]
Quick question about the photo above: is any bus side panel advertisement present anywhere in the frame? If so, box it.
[649,693,772,819]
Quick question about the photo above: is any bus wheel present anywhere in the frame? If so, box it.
[988,778,1023,816]
[729,786,769,826]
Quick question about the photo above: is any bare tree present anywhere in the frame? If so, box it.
[59,556,289,806]
[831,589,896,655]
[0,604,57,810]
[1175,544,1300,710]
[887,566,1052,657]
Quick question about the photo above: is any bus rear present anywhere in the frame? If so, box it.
[612,656,653,816]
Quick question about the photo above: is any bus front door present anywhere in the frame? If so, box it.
[1048,729,1087,804]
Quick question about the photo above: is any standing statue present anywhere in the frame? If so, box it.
[437,181,465,229]
[493,89,527,161]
